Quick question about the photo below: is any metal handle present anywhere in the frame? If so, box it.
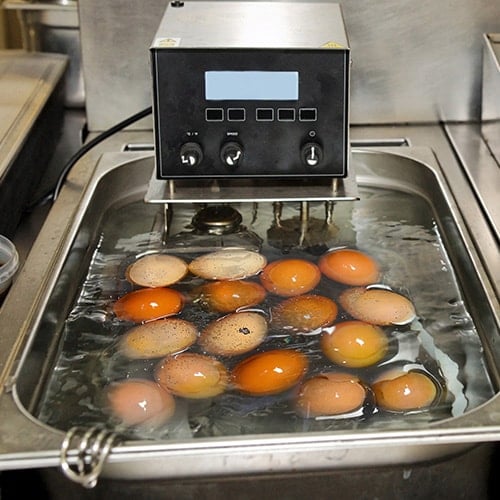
[60,426,119,488]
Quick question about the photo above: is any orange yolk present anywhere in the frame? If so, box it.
[195,280,267,313]
[113,287,183,323]
[271,294,338,332]
[319,248,380,286]
[232,349,308,396]
[321,320,389,368]
[260,258,321,297]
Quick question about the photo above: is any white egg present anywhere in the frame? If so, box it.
[188,249,267,280]
[126,253,188,287]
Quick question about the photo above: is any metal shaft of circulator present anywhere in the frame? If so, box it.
[273,202,283,227]
[325,200,335,225]
[162,203,171,245]
[299,201,309,246]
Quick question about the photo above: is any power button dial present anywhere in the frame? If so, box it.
[301,142,323,168]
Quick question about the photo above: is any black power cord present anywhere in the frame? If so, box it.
[30,106,153,209]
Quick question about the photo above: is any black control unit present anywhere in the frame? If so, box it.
[151,1,350,179]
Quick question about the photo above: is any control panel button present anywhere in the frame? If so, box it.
[278,108,295,121]
[299,108,317,121]
[220,141,244,168]
[205,108,224,121]
[256,108,274,121]
[301,142,323,167]
[227,108,246,121]
[180,142,203,167]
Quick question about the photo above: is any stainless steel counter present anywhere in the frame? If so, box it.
[0,51,67,239]
[3,0,84,108]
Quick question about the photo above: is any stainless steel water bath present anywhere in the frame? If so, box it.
[0,127,498,484]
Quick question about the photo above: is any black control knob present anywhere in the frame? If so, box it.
[220,141,244,169]
[180,142,203,168]
[301,142,323,168]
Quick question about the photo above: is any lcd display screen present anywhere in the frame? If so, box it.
[205,71,299,100]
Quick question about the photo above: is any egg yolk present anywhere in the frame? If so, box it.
[113,287,183,323]
[295,372,367,417]
[195,280,267,313]
[232,349,308,396]
[321,320,389,368]
[372,371,438,412]
[106,379,176,427]
[319,248,380,286]
[271,294,338,332]
[260,259,321,297]
[155,352,229,399]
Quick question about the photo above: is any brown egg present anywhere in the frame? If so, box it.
[199,311,268,356]
[260,258,321,297]
[155,352,229,399]
[271,294,338,333]
[113,287,184,323]
[295,372,367,418]
[319,248,380,286]
[231,349,308,396]
[320,320,389,368]
[339,287,416,326]
[193,279,267,313]
[126,254,188,287]
[120,318,198,359]
[106,379,175,427]
[372,370,438,412]
[188,250,267,280]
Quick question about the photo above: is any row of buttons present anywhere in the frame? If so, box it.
[205,107,318,122]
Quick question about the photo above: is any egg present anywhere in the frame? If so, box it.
[155,352,229,399]
[372,370,438,412]
[319,248,380,286]
[295,372,367,418]
[188,249,267,280]
[113,287,184,323]
[126,254,188,288]
[120,318,198,359]
[270,294,338,333]
[260,258,321,297]
[193,279,267,313]
[106,379,175,427]
[339,286,416,326]
[199,311,268,356]
[320,320,389,368]
[231,349,308,396]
